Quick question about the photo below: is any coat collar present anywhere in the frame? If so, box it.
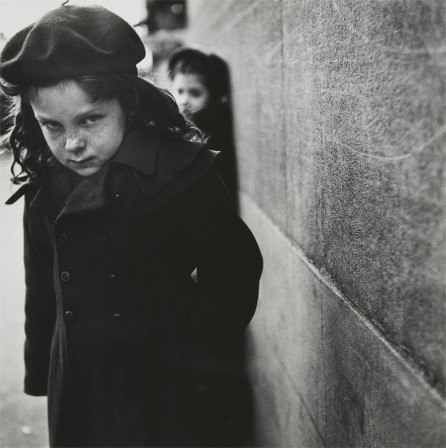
[27,126,160,218]
[25,162,109,219]
[111,125,160,175]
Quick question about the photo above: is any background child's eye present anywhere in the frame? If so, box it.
[190,90,202,98]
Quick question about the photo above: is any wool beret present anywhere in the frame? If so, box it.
[0,4,146,86]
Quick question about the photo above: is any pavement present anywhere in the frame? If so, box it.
[0,152,48,448]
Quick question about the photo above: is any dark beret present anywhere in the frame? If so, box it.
[0,4,146,86]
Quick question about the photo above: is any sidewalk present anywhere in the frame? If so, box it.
[0,153,48,448]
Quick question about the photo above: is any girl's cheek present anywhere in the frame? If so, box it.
[43,133,63,153]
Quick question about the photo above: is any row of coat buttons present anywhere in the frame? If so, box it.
[60,272,120,283]
[64,310,126,323]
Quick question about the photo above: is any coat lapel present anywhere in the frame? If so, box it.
[112,125,160,175]
[30,164,76,219]
[27,163,109,219]
[58,164,110,216]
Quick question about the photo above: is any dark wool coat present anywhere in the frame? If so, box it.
[8,126,263,447]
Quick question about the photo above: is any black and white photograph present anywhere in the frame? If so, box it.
[0,1,444,447]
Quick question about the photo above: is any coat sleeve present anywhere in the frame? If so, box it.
[181,170,263,344]
[23,198,56,396]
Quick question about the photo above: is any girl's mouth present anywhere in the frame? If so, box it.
[71,157,94,165]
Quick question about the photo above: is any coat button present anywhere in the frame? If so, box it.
[109,273,119,283]
[60,271,71,282]
[64,310,75,322]
[113,312,126,324]
[113,194,123,205]
[99,235,110,246]
[58,233,68,244]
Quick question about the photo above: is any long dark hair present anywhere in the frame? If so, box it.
[1,73,201,185]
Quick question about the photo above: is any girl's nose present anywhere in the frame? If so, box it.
[65,135,86,152]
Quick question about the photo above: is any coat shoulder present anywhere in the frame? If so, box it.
[155,133,217,183]
[135,134,221,213]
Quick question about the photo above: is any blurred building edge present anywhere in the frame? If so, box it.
[136,1,187,77]
[145,0,187,33]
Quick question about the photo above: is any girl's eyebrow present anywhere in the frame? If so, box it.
[34,114,59,122]
[34,104,105,122]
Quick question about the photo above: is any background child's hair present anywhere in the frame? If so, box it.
[1,74,201,185]
[168,48,230,103]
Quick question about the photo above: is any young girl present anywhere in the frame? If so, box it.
[1,5,262,447]
[168,48,239,203]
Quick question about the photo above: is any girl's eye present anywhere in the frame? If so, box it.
[83,115,102,125]
[42,121,62,131]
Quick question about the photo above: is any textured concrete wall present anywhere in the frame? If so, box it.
[185,1,446,446]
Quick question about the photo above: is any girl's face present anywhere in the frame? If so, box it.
[171,73,211,117]
[29,79,127,177]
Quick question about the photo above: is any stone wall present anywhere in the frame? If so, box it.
[185,1,445,446]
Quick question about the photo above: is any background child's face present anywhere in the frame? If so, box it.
[171,73,211,117]
[29,80,126,177]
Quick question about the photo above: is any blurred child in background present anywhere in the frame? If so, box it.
[168,48,239,206]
